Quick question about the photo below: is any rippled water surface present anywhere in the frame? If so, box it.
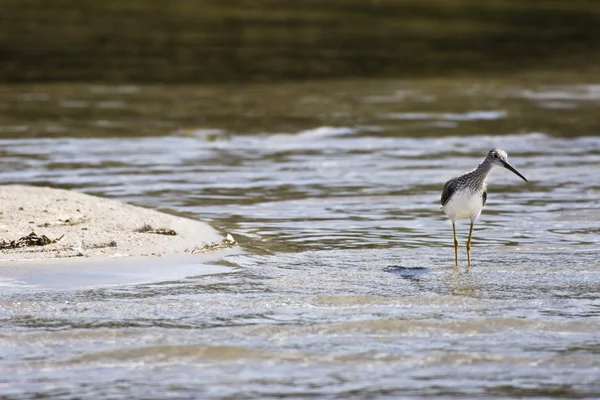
[1,78,600,398]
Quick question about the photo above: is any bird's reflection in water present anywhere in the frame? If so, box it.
[443,267,481,297]
[384,264,481,297]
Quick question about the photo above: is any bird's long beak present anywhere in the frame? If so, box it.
[501,160,528,182]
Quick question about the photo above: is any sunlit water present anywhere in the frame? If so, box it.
[1,79,600,398]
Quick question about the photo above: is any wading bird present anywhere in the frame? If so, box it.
[440,148,528,267]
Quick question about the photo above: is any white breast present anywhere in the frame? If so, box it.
[441,189,484,222]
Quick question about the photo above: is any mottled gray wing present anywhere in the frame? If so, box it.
[441,178,459,206]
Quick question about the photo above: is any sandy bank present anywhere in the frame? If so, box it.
[0,185,234,262]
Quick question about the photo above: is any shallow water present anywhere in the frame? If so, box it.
[1,78,600,398]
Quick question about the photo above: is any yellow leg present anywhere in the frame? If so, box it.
[466,221,474,267]
[452,221,458,267]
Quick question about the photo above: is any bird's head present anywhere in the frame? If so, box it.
[486,148,528,182]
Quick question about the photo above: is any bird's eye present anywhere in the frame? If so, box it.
[492,153,499,159]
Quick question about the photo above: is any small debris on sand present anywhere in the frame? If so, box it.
[0,231,64,249]
[85,240,118,249]
[191,233,237,254]
[135,224,177,236]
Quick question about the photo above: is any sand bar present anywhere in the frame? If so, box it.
[0,185,234,263]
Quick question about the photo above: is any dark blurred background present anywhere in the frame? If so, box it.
[2,0,600,83]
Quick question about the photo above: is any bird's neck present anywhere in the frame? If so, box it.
[471,159,493,181]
